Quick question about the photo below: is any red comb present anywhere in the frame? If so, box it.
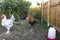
[1,13,5,19]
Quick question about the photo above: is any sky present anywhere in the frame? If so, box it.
[25,0,48,6]
[0,0,48,7]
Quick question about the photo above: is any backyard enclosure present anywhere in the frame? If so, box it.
[42,0,60,32]
[0,0,60,32]
[0,0,60,40]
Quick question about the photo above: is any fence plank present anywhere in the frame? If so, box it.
[50,6,56,25]
[43,0,60,31]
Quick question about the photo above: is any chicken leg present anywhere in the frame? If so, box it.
[6,28,10,34]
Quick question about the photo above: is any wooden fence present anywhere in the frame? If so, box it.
[42,0,60,32]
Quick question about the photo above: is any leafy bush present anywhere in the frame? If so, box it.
[0,0,31,20]
[28,10,41,20]
[33,11,41,20]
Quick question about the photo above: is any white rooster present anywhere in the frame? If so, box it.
[1,14,15,34]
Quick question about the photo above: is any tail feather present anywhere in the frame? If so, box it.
[29,20,36,26]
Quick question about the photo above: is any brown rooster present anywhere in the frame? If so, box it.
[26,14,36,32]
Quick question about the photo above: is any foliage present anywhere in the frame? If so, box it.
[28,9,41,20]
[33,11,41,20]
[0,0,31,20]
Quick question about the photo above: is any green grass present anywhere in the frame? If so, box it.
[0,18,1,25]
[0,18,2,29]
[42,19,48,32]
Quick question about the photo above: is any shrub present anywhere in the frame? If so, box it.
[0,0,31,20]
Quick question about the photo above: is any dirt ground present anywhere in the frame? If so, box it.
[0,20,47,40]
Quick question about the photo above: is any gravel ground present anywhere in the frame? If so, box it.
[0,20,47,40]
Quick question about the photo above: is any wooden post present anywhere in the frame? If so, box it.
[41,0,44,22]
[47,0,50,27]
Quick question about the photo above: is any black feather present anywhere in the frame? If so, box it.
[29,20,36,27]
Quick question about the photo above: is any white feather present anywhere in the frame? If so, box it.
[1,14,15,34]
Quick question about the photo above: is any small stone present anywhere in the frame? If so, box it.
[2,39,5,40]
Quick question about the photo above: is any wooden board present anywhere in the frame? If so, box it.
[43,1,60,31]
[43,8,48,21]
[50,0,59,4]
[55,5,60,27]
[43,2,48,8]
[50,6,56,25]
[45,8,48,20]
[58,5,60,28]
[50,0,59,6]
